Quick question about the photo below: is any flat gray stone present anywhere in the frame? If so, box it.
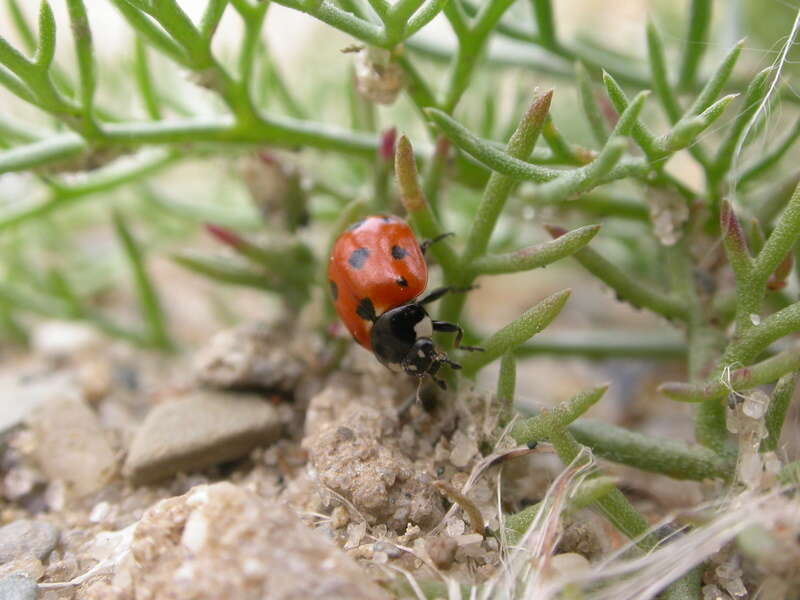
[0,574,36,600]
[123,391,283,485]
[0,520,59,564]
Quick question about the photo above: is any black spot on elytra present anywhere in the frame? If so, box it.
[348,247,370,269]
[356,298,377,322]
[347,219,365,231]
[396,276,408,287]
[391,245,407,259]
[329,280,338,300]
[381,215,392,222]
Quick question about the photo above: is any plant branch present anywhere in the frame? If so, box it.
[546,225,689,321]
[660,345,800,403]
[460,289,571,376]
[471,224,600,275]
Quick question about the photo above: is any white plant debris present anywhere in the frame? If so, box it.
[353,46,404,105]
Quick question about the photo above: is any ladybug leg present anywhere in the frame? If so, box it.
[420,232,454,255]
[441,356,462,370]
[426,359,450,390]
[396,391,418,416]
[418,285,477,306]
[432,320,484,352]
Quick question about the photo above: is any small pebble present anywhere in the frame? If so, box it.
[2,469,40,501]
[0,555,43,582]
[32,320,100,358]
[28,394,117,497]
[89,502,111,524]
[0,520,59,563]
[330,506,349,530]
[449,431,477,468]
[372,541,402,559]
[0,574,37,600]
[702,584,727,600]
[550,552,590,577]
[454,533,483,546]
[426,536,457,570]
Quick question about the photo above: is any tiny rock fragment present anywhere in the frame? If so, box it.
[0,574,37,600]
[344,521,367,550]
[0,370,79,434]
[445,517,466,537]
[453,533,483,546]
[193,323,304,392]
[125,482,389,600]
[2,467,41,501]
[123,390,283,485]
[0,555,44,582]
[449,430,478,468]
[43,480,66,513]
[715,561,747,598]
[398,524,421,545]
[702,584,730,600]
[0,520,59,563]
[550,552,590,578]
[28,394,117,497]
[557,520,605,560]
[31,320,101,359]
[89,501,112,524]
[426,536,457,570]
[78,357,114,404]
[45,550,79,584]
[372,541,403,559]
[330,506,349,529]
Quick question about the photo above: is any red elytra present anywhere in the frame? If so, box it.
[328,215,427,349]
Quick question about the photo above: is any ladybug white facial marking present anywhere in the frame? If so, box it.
[414,315,433,338]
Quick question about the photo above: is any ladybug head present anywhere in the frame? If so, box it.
[403,337,439,375]
[370,303,459,389]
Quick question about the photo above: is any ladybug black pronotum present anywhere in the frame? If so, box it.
[328,215,480,389]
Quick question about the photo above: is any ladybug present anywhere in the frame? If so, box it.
[328,214,480,389]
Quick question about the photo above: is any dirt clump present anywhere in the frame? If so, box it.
[123,481,389,600]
